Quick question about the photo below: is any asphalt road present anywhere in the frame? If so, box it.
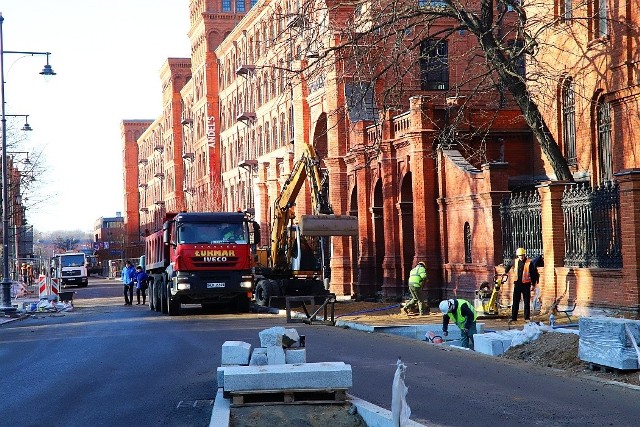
[1,277,639,426]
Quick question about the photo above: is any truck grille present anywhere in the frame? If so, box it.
[62,270,81,277]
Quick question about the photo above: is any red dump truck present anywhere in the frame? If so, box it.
[145,211,260,315]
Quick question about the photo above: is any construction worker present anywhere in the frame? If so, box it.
[511,247,539,322]
[21,263,28,284]
[439,298,478,350]
[402,261,428,316]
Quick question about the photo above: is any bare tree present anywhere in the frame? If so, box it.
[53,236,80,252]
[258,0,605,181]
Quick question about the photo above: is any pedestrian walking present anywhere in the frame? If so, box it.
[134,265,149,305]
[402,261,428,316]
[121,260,136,306]
[439,298,478,350]
[510,247,539,322]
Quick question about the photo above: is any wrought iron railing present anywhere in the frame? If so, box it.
[562,181,621,268]
[500,190,543,264]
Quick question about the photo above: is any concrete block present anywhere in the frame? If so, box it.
[285,348,306,364]
[473,332,514,356]
[221,341,252,366]
[259,326,286,347]
[348,394,427,427]
[209,388,230,427]
[258,326,301,348]
[579,317,640,370]
[267,345,286,365]
[249,348,268,366]
[216,367,225,388]
[222,362,353,392]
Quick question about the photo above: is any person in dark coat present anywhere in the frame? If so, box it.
[134,265,149,305]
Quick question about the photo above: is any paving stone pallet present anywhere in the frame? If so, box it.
[230,388,348,406]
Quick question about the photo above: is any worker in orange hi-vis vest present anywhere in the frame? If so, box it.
[511,248,539,322]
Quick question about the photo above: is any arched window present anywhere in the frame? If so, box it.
[596,96,613,182]
[561,77,576,166]
[464,222,472,263]
[256,77,262,106]
[280,112,286,147]
[271,70,277,98]
[264,121,271,153]
[272,117,278,150]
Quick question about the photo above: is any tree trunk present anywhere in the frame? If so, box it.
[459,9,574,182]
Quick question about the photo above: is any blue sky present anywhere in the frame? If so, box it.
[2,1,190,232]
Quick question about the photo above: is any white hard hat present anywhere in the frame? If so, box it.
[439,299,454,314]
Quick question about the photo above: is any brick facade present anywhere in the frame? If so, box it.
[119,1,640,314]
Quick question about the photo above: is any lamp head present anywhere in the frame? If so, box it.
[40,64,56,76]
[40,54,56,80]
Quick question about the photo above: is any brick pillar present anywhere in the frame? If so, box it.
[379,139,403,297]
[255,161,271,246]
[397,201,414,285]
[614,169,640,312]
[355,160,376,297]
[324,157,352,296]
[481,162,510,266]
[537,181,569,305]
[407,96,440,302]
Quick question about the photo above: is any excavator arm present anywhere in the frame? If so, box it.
[268,142,356,273]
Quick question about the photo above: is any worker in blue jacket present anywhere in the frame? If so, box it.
[134,265,149,305]
[439,298,478,350]
[121,260,136,306]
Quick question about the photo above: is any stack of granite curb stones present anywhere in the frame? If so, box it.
[217,326,353,403]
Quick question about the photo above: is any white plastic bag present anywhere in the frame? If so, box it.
[391,358,411,427]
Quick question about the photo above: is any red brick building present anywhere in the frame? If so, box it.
[121,0,640,315]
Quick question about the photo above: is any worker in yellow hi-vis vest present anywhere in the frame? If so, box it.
[439,298,478,350]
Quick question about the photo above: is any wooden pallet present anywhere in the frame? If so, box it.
[230,388,347,406]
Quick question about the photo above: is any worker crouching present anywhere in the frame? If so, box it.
[439,298,478,350]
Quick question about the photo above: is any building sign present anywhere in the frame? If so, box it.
[207,116,216,148]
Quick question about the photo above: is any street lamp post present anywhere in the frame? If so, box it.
[0,12,55,312]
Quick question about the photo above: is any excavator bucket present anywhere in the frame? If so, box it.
[299,214,358,236]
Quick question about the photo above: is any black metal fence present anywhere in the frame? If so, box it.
[562,181,622,268]
[500,190,543,264]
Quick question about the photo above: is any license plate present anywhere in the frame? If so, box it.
[207,282,225,288]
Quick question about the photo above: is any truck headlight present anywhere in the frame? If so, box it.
[240,275,253,288]
[177,283,191,290]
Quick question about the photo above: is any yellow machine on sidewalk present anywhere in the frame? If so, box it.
[474,271,510,318]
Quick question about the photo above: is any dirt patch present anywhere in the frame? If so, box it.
[501,331,640,386]
[230,403,366,427]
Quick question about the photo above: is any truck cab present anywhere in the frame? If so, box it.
[51,252,89,287]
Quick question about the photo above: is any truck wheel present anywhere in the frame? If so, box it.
[160,275,169,314]
[148,280,155,311]
[254,281,270,306]
[153,278,161,312]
